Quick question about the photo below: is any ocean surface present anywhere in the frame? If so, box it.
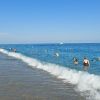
[0,43,100,100]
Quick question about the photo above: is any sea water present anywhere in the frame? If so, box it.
[0,43,100,100]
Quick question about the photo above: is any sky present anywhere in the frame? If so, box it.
[0,0,100,44]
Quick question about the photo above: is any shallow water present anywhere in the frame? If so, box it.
[0,53,85,100]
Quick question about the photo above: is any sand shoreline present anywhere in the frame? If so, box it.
[0,53,85,100]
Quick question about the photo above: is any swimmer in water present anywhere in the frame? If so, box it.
[83,57,90,71]
[13,48,16,52]
[55,52,59,57]
[73,57,78,65]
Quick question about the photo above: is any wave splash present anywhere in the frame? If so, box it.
[0,48,100,100]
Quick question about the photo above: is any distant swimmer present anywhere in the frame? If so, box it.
[83,57,90,71]
[73,57,78,65]
[12,48,16,52]
[11,48,16,52]
[55,52,59,57]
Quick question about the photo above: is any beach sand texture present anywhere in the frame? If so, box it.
[0,53,85,100]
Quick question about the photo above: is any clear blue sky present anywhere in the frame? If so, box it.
[0,0,100,43]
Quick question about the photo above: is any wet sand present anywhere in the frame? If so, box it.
[0,53,86,100]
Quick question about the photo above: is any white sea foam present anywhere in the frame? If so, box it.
[0,48,100,100]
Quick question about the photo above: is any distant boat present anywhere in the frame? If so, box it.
[59,42,64,45]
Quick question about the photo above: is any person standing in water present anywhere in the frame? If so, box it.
[73,57,78,65]
[83,57,90,71]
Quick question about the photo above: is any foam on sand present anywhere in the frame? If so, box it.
[0,48,100,100]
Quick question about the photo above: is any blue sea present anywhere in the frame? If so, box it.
[0,43,100,100]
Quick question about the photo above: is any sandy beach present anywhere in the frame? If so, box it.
[0,53,86,100]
